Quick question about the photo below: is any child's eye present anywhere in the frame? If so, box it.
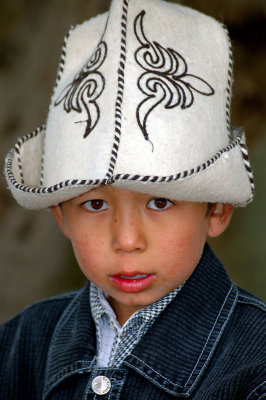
[83,199,108,212]
[147,198,173,210]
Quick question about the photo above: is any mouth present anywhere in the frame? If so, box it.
[110,272,156,293]
[120,274,148,280]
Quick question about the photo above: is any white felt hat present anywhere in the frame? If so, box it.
[5,0,254,209]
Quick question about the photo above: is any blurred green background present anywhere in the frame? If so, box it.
[0,0,265,323]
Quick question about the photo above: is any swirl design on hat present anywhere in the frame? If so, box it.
[54,41,107,138]
[134,11,215,146]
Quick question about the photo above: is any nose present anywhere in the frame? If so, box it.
[111,208,147,253]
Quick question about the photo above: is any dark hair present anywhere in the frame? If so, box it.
[207,202,213,214]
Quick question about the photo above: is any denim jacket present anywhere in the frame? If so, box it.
[0,244,265,399]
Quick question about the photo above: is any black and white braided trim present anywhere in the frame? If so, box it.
[13,125,45,186]
[222,24,233,140]
[105,0,129,178]
[6,125,253,197]
[15,144,24,185]
[50,26,74,102]
[112,133,246,183]
[239,142,255,194]
[40,27,73,186]
[40,150,45,187]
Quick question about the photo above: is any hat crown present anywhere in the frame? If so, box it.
[43,0,230,186]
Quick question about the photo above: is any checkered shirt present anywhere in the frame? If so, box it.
[90,282,183,367]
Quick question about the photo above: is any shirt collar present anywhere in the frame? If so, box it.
[90,281,183,331]
[90,281,183,367]
[90,284,121,332]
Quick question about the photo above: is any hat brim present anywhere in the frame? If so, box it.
[5,125,254,209]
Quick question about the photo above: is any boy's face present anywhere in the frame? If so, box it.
[52,186,232,325]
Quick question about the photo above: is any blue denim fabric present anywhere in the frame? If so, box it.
[0,244,265,399]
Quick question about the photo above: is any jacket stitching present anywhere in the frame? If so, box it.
[238,295,266,312]
[44,291,84,395]
[124,357,183,395]
[246,380,266,399]
[125,355,182,387]
[124,283,238,395]
[185,283,237,389]
[43,363,94,400]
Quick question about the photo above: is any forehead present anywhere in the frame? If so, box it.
[72,185,161,200]
[69,186,150,204]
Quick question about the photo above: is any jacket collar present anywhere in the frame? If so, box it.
[124,244,238,396]
[43,244,238,398]
[43,282,96,398]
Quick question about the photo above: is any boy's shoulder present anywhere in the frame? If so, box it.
[0,289,82,339]
[231,286,265,338]
[237,287,266,313]
[232,287,266,340]
[0,289,85,399]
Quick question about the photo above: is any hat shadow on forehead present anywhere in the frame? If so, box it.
[5,0,254,209]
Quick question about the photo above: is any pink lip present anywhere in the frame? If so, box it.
[110,272,156,293]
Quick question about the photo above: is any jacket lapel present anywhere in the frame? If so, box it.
[123,244,238,397]
[43,283,96,398]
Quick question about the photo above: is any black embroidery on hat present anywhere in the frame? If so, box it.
[134,11,215,146]
[54,40,107,138]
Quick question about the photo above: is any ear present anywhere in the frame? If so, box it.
[51,205,70,239]
[207,203,234,238]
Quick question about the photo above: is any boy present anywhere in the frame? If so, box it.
[1,0,265,398]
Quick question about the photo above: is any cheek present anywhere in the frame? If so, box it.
[157,226,198,256]
[70,233,106,271]
[156,224,207,277]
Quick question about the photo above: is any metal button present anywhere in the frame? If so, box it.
[91,375,111,395]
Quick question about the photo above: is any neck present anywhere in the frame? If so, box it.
[107,297,145,326]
